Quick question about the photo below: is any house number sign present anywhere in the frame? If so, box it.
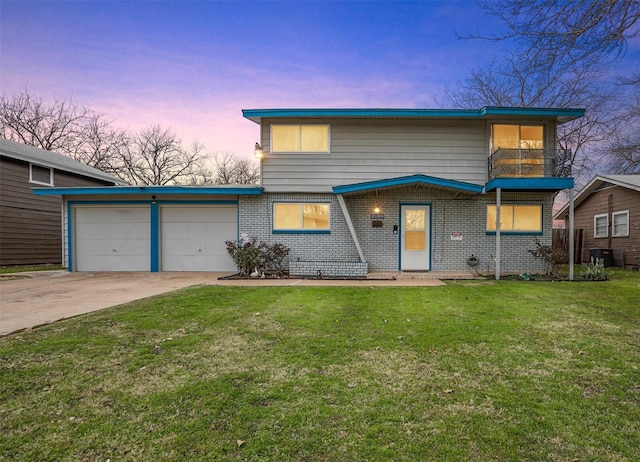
[370,214,385,219]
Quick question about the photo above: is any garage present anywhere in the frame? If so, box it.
[160,204,237,271]
[33,185,262,272]
[74,205,151,271]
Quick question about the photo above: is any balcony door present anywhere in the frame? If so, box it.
[491,125,545,177]
[400,205,431,271]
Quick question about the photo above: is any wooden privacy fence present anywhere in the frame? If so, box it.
[552,228,584,264]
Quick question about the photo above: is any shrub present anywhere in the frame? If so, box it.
[225,238,290,276]
[225,238,262,276]
[528,238,567,276]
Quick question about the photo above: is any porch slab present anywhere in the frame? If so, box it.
[367,271,479,280]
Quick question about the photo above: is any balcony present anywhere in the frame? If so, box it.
[486,148,574,191]
[488,148,572,180]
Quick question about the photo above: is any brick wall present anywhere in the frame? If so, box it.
[239,190,555,275]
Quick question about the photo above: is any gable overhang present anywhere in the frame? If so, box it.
[332,174,483,195]
[32,185,264,197]
[486,177,574,193]
[554,174,640,219]
[243,107,585,125]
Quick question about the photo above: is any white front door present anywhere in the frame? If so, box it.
[400,204,431,271]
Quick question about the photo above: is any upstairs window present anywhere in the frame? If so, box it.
[491,125,544,152]
[29,163,53,186]
[273,203,330,232]
[612,211,629,237]
[491,125,545,177]
[486,204,542,233]
[271,125,330,153]
[594,213,608,238]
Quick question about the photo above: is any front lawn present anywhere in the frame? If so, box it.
[1,271,639,461]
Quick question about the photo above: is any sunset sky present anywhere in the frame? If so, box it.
[2,1,638,159]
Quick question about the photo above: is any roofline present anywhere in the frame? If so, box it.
[332,174,483,195]
[32,185,264,196]
[0,139,126,185]
[242,106,585,125]
[554,174,640,219]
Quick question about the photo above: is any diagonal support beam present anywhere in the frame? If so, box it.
[336,194,366,263]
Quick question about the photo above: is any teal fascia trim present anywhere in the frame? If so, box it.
[332,175,483,195]
[480,106,585,123]
[150,203,159,272]
[272,230,331,235]
[486,231,544,236]
[33,186,263,196]
[242,107,585,124]
[485,177,574,192]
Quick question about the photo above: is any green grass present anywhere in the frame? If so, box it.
[0,264,64,274]
[1,270,639,461]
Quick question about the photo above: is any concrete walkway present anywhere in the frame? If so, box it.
[0,271,445,336]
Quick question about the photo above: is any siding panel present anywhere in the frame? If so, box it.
[260,118,488,192]
[0,156,116,265]
[572,185,640,267]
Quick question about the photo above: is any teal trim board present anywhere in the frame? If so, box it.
[150,202,159,272]
[243,107,585,124]
[485,177,574,192]
[333,174,483,195]
[33,185,263,196]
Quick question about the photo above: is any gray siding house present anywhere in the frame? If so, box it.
[0,139,124,266]
[34,107,584,276]
[241,107,583,277]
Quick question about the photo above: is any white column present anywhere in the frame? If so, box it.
[495,187,501,280]
[568,188,575,281]
[336,194,366,263]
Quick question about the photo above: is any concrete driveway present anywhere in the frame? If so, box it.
[0,271,445,336]
[0,271,232,336]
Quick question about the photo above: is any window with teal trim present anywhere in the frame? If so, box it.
[486,204,542,233]
[273,203,330,232]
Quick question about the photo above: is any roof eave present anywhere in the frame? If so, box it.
[32,185,264,196]
[242,107,586,124]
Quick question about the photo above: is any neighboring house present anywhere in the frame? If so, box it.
[34,106,584,276]
[555,174,640,268]
[0,139,124,266]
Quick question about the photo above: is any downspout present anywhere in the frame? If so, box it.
[336,194,366,263]
[495,187,501,280]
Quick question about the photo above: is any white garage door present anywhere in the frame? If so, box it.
[74,206,151,271]
[160,205,237,271]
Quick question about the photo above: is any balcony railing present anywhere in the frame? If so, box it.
[488,148,572,181]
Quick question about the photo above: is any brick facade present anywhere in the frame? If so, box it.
[239,190,555,276]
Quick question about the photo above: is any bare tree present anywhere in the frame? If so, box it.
[0,89,128,177]
[212,152,260,185]
[0,90,90,152]
[119,125,210,186]
[447,0,640,180]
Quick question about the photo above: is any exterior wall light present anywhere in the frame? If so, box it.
[373,206,381,214]
[254,142,264,159]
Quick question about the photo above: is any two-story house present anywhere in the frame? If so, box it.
[240,107,584,277]
[34,106,584,276]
